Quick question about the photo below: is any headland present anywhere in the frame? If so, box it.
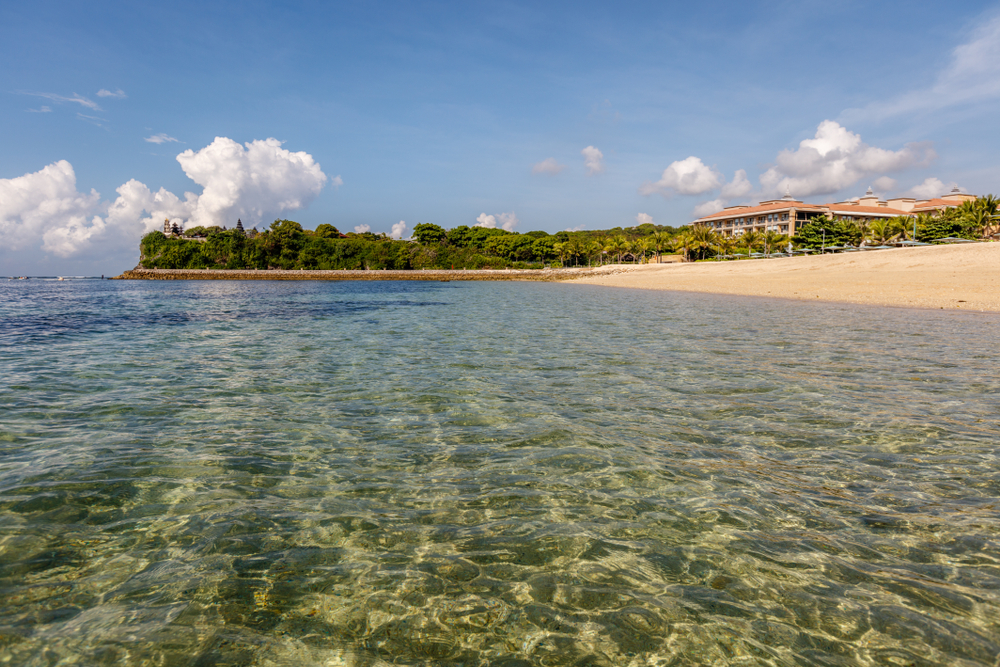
[114,267,589,281]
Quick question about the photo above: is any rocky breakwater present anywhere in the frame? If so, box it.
[113,268,601,281]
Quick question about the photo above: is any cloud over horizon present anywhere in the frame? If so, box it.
[0,137,329,259]
[475,211,519,231]
[758,121,935,198]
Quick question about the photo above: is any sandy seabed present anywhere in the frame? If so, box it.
[567,243,1000,312]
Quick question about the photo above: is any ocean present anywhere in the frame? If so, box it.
[1,278,999,666]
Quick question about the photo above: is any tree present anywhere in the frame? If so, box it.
[315,224,341,239]
[412,223,447,245]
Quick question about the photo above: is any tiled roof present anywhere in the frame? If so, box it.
[824,204,909,216]
[910,198,962,211]
[695,201,825,222]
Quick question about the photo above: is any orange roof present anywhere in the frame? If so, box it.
[910,198,961,212]
[823,204,910,216]
[695,201,825,222]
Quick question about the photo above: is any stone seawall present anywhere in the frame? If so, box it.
[114,268,596,281]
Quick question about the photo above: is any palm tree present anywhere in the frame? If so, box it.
[742,229,762,254]
[868,219,895,245]
[671,231,694,262]
[713,234,736,259]
[650,231,670,262]
[762,230,785,255]
[585,239,603,267]
[687,226,717,260]
[604,236,628,264]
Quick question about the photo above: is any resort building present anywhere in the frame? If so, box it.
[693,186,977,237]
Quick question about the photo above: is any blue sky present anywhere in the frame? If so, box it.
[2,0,999,274]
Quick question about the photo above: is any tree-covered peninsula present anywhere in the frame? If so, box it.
[139,220,681,270]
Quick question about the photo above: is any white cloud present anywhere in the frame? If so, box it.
[331,175,343,189]
[27,106,51,113]
[532,158,566,175]
[906,177,957,199]
[475,212,519,231]
[145,133,180,144]
[758,121,935,197]
[635,213,653,226]
[640,156,722,197]
[692,199,726,217]
[390,220,408,239]
[845,14,1000,122]
[872,176,897,193]
[720,169,753,199]
[497,212,518,231]
[0,137,329,259]
[21,92,101,111]
[563,225,586,232]
[0,161,103,257]
[354,224,371,233]
[175,137,327,229]
[97,88,127,98]
[581,146,604,175]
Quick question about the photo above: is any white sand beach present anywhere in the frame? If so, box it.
[567,243,1000,312]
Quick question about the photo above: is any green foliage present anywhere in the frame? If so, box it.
[139,217,688,270]
[412,223,447,245]
[314,224,341,239]
[791,216,862,248]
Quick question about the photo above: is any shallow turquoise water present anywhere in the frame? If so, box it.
[1,279,999,666]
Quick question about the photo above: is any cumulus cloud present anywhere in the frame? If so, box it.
[720,169,753,199]
[174,137,327,229]
[635,213,653,226]
[145,133,180,144]
[563,225,586,232]
[844,14,1000,122]
[0,161,103,256]
[390,221,408,239]
[97,88,127,98]
[758,121,935,197]
[331,175,344,189]
[581,146,604,175]
[0,137,329,259]
[872,176,897,193]
[692,199,727,218]
[475,212,519,231]
[640,156,722,197]
[354,224,371,233]
[532,158,565,175]
[906,177,956,199]
[21,92,100,111]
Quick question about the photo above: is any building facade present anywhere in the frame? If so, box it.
[693,187,977,237]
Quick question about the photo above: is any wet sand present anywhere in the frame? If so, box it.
[567,243,1000,312]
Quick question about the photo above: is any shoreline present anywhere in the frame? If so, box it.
[113,267,596,282]
[565,243,1000,312]
[114,243,1000,312]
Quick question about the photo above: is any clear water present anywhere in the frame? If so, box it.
[1,279,999,666]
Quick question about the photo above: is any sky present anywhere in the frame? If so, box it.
[2,0,999,275]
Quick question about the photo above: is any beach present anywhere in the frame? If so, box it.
[568,242,1000,312]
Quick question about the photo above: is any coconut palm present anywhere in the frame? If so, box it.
[605,236,628,264]
[687,226,717,260]
[762,230,785,255]
[713,234,736,259]
[742,229,762,254]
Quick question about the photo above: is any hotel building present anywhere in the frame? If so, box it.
[693,187,977,237]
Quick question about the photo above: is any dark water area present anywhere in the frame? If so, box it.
[1,279,999,666]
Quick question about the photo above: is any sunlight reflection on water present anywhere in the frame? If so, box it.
[1,279,999,666]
